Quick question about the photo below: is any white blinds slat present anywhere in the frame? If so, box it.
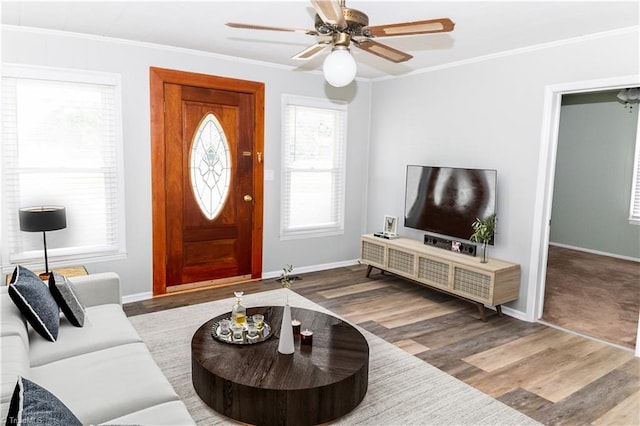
[629,114,640,224]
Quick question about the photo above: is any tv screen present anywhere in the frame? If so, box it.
[404,165,497,244]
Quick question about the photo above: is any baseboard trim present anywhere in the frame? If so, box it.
[121,259,361,303]
[498,305,530,322]
[262,259,360,280]
[122,291,152,304]
[549,242,640,263]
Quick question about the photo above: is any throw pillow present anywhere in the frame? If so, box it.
[8,265,59,342]
[5,376,82,426]
[49,273,85,327]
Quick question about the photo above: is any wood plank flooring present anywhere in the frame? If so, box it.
[124,264,639,426]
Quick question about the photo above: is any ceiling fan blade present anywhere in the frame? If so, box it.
[292,42,330,60]
[226,22,318,36]
[310,0,346,28]
[366,18,455,37]
[354,39,413,63]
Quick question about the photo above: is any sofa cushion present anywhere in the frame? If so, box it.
[49,273,85,327]
[1,336,30,405]
[8,265,59,342]
[30,342,182,425]
[5,376,82,426]
[100,400,195,425]
[29,304,143,367]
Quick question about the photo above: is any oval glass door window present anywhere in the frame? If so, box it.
[190,113,231,220]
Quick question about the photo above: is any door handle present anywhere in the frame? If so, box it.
[244,194,253,202]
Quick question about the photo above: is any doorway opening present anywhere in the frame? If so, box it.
[531,76,640,356]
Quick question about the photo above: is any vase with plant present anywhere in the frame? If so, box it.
[277,264,295,355]
[470,214,496,263]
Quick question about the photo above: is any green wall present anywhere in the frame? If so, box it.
[550,90,639,258]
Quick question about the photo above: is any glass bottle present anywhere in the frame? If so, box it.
[231,291,247,327]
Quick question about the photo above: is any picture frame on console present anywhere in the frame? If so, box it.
[383,215,398,237]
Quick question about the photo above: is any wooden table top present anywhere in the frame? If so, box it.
[191,306,369,425]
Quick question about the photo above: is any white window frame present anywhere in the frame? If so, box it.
[1,64,126,272]
[280,94,347,239]
[629,114,640,225]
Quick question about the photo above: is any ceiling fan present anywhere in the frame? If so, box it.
[226,0,455,87]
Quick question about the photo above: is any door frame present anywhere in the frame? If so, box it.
[529,74,639,355]
[150,67,264,296]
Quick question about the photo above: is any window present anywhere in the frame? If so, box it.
[630,120,640,225]
[1,64,125,268]
[281,95,347,239]
[190,113,231,220]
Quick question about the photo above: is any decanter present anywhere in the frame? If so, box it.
[231,291,247,327]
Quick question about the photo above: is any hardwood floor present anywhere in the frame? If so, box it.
[124,265,640,426]
[543,245,640,349]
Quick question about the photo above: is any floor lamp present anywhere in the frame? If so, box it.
[19,206,67,280]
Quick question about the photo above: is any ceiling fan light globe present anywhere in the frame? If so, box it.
[323,48,357,87]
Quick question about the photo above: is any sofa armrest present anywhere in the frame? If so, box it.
[68,273,122,307]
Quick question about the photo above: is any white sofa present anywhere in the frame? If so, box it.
[1,272,195,425]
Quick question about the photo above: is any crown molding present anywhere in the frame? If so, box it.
[3,24,636,84]
[373,26,640,83]
[1,24,331,78]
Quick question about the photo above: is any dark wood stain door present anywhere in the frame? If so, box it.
[151,68,264,295]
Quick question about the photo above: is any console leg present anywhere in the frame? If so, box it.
[496,305,503,317]
[365,265,373,278]
[477,303,487,322]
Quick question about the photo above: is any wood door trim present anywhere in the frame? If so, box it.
[150,67,264,296]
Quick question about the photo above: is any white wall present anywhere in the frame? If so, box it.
[367,29,639,315]
[551,91,639,259]
[1,27,372,298]
[549,90,640,261]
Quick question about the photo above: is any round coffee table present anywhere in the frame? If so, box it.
[191,306,369,425]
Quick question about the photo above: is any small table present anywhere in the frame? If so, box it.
[191,306,369,425]
[5,265,88,285]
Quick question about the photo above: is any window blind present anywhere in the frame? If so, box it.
[1,65,126,268]
[280,95,347,239]
[629,125,640,225]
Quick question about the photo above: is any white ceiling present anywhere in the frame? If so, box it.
[2,1,638,80]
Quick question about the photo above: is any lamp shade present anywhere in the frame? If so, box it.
[323,48,357,87]
[19,206,66,232]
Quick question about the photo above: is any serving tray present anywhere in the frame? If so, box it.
[211,320,273,345]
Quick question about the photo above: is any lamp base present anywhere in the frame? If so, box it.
[38,272,52,282]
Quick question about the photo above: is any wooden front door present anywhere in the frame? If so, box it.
[150,68,264,295]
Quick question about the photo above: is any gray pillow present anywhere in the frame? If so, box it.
[49,273,85,327]
[6,376,82,426]
[8,265,59,342]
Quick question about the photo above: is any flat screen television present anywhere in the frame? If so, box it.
[404,165,497,244]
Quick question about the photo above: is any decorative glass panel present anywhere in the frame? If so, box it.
[190,113,231,220]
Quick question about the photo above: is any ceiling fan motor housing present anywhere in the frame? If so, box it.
[314,7,369,36]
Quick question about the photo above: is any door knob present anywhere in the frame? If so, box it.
[244,194,253,202]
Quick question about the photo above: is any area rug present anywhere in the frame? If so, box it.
[129,289,540,425]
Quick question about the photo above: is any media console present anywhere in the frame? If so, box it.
[360,234,520,321]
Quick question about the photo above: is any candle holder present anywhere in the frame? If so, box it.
[300,329,313,346]
[292,319,301,336]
